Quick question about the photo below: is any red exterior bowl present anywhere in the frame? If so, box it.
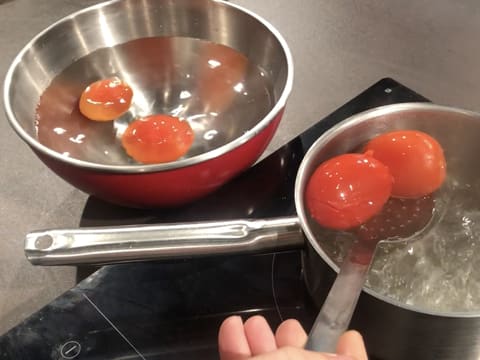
[4,0,293,207]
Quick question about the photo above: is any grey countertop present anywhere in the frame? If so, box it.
[1,0,479,335]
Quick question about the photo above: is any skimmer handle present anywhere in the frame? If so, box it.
[305,253,370,352]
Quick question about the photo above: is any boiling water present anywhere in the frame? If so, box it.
[35,37,274,165]
[321,180,480,313]
[368,181,480,312]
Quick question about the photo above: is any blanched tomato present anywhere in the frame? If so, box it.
[79,77,133,121]
[121,114,194,164]
[364,130,446,198]
[305,153,393,230]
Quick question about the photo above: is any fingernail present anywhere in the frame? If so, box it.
[323,354,355,360]
[232,315,244,322]
[225,315,243,325]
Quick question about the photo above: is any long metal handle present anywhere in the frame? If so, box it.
[305,252,370,353]
[25,216,303,266]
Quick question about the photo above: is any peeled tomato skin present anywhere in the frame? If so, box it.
[121,115,194,164]
[79,77,133,121]
[305,153,393,230]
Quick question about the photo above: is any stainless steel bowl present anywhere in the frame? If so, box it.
[4,0,293,207]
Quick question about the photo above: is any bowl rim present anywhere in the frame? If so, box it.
[295,102,480,318]
[3,0,294,174]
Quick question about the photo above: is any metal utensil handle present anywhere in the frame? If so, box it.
[305,254,369,353]
[25,216,303,266]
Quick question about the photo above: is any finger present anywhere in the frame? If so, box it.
[336,330,368,360]
[275,319,308,348]
[243,315,278,355]
[252,346,355,360]
[218,316,252,360]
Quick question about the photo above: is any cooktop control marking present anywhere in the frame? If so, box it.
[60,341,81,359]
[82,293,147,359]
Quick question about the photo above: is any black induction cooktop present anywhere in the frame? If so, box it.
[0,78,427,360]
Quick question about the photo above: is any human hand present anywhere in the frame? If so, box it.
[218,315,368,360]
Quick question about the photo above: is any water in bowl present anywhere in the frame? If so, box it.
[35,37,275,165]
